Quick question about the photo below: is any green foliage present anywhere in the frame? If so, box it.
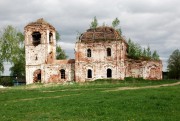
[127,38,159,60]
[152,50,160,60]
[90,16,98,29]
[56,31,60,41]
[0,25,25,76]
[127,39,142,59]
[112,17,120,28]
[55,30,68,59]
[142,48,147,57]
[167,49,180,79]
[90,79,122,84]
[112,17,122,35]
[0,59,4,75]
[0,26,20,61]
[146,45,152,58]
[56,45,68,59]
[124,77,145,82]
[0,76,13,86]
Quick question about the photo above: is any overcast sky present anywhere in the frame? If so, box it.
[1,0,180,74]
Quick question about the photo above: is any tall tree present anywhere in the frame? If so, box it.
[152,50,160,60]
[167,49,180,79]
[112,17,120,28]
[127,38,142,59]
[146,46,152,58]
[112,17,122,35]
[90,16,98,29]
[0,25,25,76]
[56,45,68,59]
[55,31,68,59]
[142,48,147,57]
[56,31,60,41]
[0,59,3,75]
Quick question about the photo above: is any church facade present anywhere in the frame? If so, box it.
[25,19,162,84]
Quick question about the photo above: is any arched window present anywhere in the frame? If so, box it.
[49,32,53,43]
[107,48,111,56]
[107,68,112,78]
[60,69,65,79]
[87,69,92,78]
[32,32,41,46]
[87,49,91,57]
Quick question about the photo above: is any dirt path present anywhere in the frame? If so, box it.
[104,81,180,92]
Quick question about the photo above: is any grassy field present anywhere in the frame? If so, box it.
[0,79,179,121]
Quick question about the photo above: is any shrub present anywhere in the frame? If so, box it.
[124,77,145,82]
[0,76,14,86]
[91,79,122,84]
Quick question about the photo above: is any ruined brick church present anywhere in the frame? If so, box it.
[25,19,162,84]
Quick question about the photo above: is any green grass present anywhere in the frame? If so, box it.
[0,79,179,121]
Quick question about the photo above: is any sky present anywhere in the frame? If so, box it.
[0,0,180,75]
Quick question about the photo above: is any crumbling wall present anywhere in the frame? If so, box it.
[125,59,162,80]
[43,59,75,83]
[75,40,127,82]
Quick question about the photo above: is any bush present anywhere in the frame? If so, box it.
[0,76,14,86]
[91,79,122,84]
[124,77,145,82]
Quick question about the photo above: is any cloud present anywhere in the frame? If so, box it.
[0,0,180,73]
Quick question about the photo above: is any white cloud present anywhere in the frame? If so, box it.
[1,0,180,74]
[58,42,75,50]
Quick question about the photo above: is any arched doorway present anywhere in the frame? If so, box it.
[33,69,41,83]
[107,68,112,78]
[87,69,92,78]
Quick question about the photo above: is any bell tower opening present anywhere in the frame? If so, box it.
[32,32,41,46]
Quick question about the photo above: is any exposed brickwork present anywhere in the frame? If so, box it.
[25,19,162,84]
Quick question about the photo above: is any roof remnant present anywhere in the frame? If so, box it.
[79,26,122,42]
[25,18,55,30]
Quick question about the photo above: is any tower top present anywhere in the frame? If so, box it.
[25,18,55,30]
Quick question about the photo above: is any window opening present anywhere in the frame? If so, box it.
[60,69,65,79]
[107,48,111,56]
[87,49,91,57]
[32,32,41,46]
[49,32,53,43]
[87,69,92,78]
[107,68,112,78]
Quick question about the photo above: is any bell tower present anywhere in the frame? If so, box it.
[24,18,56,84]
